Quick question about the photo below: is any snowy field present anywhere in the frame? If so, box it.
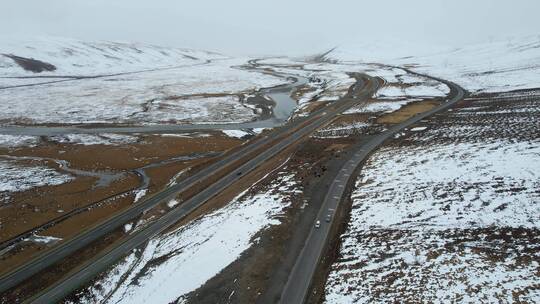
[0,158,73,203]
[48,133,139,146]
[0,133,138,148]
[324,92,540,302]
[67,165,300,304]
[0,134,39,148]
[327,35,540,93]
[313,121,373,139]
[0,37,286,125]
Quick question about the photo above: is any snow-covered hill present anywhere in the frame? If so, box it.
[327,36,540,93]
[0,36,225,77]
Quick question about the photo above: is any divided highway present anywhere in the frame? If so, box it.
[4,75,380,303]
[279,70,466,304]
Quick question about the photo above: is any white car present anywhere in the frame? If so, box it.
[315,220,321,228]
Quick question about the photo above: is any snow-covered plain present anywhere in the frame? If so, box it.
[221,129,250,139]
[324,93,540,302]
[67,167,299,304]
[0,159,73,202]
[327,35,540,93]
[0,134,39,148]
[0,37,286,125]
[313,121,372,139]
[49,133,138,146]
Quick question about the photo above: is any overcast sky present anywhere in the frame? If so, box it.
[2,0,539,56]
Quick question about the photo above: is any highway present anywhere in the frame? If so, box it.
[12,76,380,303]
[278,70,466,304]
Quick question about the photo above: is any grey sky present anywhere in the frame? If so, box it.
[2,0,539,56]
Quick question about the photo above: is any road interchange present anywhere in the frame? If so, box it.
[278,70,466,304]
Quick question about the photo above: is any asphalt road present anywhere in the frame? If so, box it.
[278,71,466,304]
[14,76,380,303]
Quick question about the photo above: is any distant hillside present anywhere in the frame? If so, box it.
[326,36,540,92]
[0,36,226,77]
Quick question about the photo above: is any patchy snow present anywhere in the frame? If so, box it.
[324,94,540,303]
[314,121,371,139]
[377,82,448,98]
[298,84,324,105]
[133,189,147,203]
[345,99,412,114]
[221,129,249,139]
[166,199,180,208]
[325,228,540,304]
[257,60,357,106]
[0,159,73,202]
[49,133,138,146]
[165,169,189,188]
[0,134,39,148]
[68,169,299,304]
[251,128,266,134]
[362,65,449,98]
[160,133,211,138]
[410,126,427,131]
[24,234,62,245]
[140,95,258,125]
[317,72,356,102]
[287,62,449,118]
[345,141,539,229]
[123,223,133,233]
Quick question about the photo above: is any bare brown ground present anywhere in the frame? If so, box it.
[324,143,349,152]
[1,228,126,304]
[142,158,211,196]
[0,173,139,242]
[0,134,243,277]
[377,100,441,124]
[7,133,241,171]
[0,194,134,276]
[295,101,327,117]
[332,112,372,125]
[0,156,221,276]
